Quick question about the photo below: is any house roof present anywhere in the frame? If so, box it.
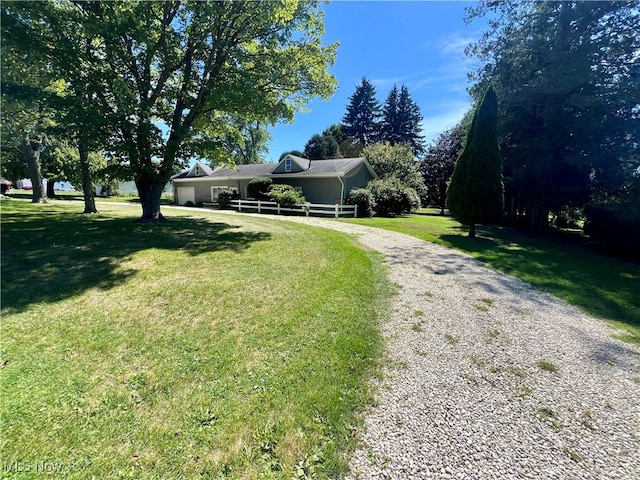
[172,155,377,181]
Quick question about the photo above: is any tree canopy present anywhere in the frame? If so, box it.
[466,0,640,232]
[381,85,425,155]
[341,77,382,147]
[2,0,338,220]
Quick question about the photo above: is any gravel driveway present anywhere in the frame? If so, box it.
[269,215,640,480]
[209,210,640,479]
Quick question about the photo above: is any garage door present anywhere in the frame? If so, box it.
[177,187,195,205]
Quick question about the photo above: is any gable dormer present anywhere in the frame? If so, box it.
[272,154,310,174]
[186,162,213,177]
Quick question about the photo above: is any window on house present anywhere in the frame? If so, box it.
[195,165,200,176]
[211,186,236,201]
[285,158,292,172]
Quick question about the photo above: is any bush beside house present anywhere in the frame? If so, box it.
[268,184,307,207]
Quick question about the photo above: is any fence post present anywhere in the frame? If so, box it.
[238,200,242,212]
[306,203,310,217]
[334,204,339,218]
[277,203,280,215]
[354,204,358,217]
[258,200,261,213]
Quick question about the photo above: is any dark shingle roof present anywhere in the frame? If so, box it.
[173,157,370,179]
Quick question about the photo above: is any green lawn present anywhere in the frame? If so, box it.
[1,199,388,479]
[344,210,640,344]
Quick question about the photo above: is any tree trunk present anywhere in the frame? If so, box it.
[21,136,48,203]
[468,222,476,238]
[79,142,98,214]
[46,180,56,198]
[136,180,167,222]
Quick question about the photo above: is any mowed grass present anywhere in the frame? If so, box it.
[0,199,388,479]
[344,210,640,344]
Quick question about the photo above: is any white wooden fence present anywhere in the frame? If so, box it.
[229,199,357,218]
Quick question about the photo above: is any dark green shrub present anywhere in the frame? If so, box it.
[367,178,420,217]
[584,203,640,260]
[347,188,376,218]
[268,184,306,208]
[216,190,233,209]
[247,177,272,200]
[184,200,195,207]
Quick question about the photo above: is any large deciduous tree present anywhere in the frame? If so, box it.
[362,142,426,198]
[0,38,50,204]
[5,1,338,221]
[447,85,503,238]
[2,1,113,212]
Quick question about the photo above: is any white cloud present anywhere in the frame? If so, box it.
[421,100,472,146]
[435,31,480,58]
[369,76,409,89]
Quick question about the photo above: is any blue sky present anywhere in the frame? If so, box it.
[265,0,486,162]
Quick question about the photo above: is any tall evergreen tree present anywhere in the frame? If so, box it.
[342,77,381,146]
[447,85,504,238]
[380,85,425,155]
[467,1,639,232]
[396,85,425,155]
[381,85,401,145]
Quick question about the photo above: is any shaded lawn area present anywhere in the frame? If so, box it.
[0,199,388,479]
[344,212,640,344]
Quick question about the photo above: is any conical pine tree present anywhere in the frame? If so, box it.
[396,85,425,155]
[446,84,504,238]
[381,85,401,145]
[342,77,381,146]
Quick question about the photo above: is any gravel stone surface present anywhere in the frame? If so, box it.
[217,211,640,479]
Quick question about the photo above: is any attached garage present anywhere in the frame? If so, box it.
[177,187,195,206]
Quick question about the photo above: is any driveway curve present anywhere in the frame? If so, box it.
[203,210,640,479]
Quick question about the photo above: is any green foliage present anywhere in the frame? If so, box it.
[381,85,425,155]
[347,188,376,218]
[420,111,472,211]
[363,142,426,197]
[303,132,341,160]
[342,77,382,146]
[247,176,273,200]
[224,120,272,165]
[467,1,640,231]
[2,1,338,219]
[216,190,233,209]
[268,184,306,207]
[447,85,504,235]
[584,183,640,261]
[366,178,420,217]
[278,150,305,162]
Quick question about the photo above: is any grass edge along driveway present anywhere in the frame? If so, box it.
[0,199,390,479]
[344,212,640,345]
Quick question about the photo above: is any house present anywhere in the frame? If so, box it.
[171,154,377,206]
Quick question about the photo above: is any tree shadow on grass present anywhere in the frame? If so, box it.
[440,226,640,334]
[1,207,271,314]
